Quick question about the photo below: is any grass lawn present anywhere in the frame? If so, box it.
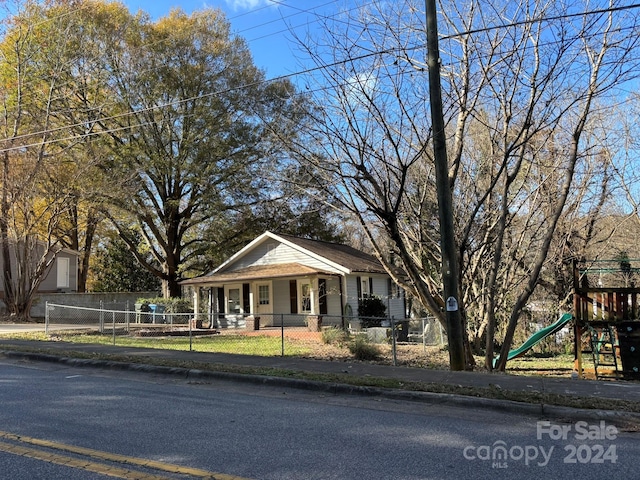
[3,330,315,357]
[1,329,578,374]
[504,353,575,375]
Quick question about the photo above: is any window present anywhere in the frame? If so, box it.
[301,283,312,313]
[228,288,241,314]
[56,257,69,289]
[357,276,372,300]
[388,278,399,298]
[259,285,270,305]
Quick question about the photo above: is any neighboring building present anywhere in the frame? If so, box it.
[0,243,79,298]
[181,231,406,328]
[40,248,80,293]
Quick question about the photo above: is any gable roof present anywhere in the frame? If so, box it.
[180,231,388,286]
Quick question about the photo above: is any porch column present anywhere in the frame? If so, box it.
[192,287,200,316]
[311,278,317,315]
[249,288,255,315]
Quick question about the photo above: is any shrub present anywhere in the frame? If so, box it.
[321,327,350,346]
[357,296,387,328]
[137,297,192,313]
[348,335,382,361]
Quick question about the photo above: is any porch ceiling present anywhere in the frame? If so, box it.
[181,262,338,286]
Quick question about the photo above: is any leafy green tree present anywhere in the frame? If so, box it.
[192,177,347,274]
[91,232,160,293]
[90,7,310,297]
[0,0,132,296]
[0,0,336,307]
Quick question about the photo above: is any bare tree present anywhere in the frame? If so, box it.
[293,0,640,370]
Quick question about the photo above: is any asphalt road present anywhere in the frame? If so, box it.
[0,357,638,480]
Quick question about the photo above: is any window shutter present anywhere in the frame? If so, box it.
[243,284,250,314]
[319,278,328,315]
[369,277,373,297]
[289,280,298,314]
[356,276,362,300]
[217,287,225,315]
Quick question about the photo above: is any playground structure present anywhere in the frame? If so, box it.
[493,313,573,368]
[573,259,640,380]
[494,259,640,380]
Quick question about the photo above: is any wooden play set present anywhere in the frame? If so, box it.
[573,259,640,380]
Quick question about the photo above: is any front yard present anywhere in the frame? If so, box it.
[2,327,575,376]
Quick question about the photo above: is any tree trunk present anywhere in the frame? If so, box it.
[1,152,15,313]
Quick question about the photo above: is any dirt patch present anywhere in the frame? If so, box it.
[293,338,455,369]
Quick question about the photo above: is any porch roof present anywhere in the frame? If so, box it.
[181,262,338,286]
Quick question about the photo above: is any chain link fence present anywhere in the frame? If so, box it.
[44,302,445,366]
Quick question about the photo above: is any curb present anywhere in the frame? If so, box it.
[4,349,640,427]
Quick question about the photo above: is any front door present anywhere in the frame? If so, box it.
[225,284,242,327]
[256,282,273,324]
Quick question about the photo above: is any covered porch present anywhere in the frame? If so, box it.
[182,263,346,330]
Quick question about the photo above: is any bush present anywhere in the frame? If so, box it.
[348,335,382,361]
[322,327,350,346]
[137,297,192,313]
[357,297,387,328]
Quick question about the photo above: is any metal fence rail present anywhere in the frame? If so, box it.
[44,302,444,365]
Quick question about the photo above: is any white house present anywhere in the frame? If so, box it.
[181,231,406,329]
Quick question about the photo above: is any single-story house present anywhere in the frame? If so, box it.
[181,231,406,329]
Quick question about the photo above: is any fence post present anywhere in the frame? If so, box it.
[112,311,116,345]
[281,314,285,357]
[422,317,426,352]
[99,300,104,333]
[125,302,130,333]
[45,301,49,335]
[189,315,193,352]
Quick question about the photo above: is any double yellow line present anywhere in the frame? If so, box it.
[0,430,250,480]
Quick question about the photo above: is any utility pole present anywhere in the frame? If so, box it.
[424,0,465,370]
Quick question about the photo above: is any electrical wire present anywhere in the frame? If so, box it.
[0,1,638,152]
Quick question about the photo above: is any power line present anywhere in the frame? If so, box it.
[2,0,369,97]
[440,1,640,40]
[0,1,638,152]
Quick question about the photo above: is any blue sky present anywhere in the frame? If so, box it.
[123,0,343,80]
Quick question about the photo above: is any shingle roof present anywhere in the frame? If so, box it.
[179,232,388,286]
[276,234,386,274]
[180,263,336,286]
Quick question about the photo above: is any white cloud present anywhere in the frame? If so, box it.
[224,0,277,11]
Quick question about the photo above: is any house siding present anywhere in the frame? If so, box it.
[324,276,342,320]
[0,246,78,294]
[38,251,78,292]
[344,275,359,317]
[272,278,292,318]
[225,239,344,275]
[344,274,405,321]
